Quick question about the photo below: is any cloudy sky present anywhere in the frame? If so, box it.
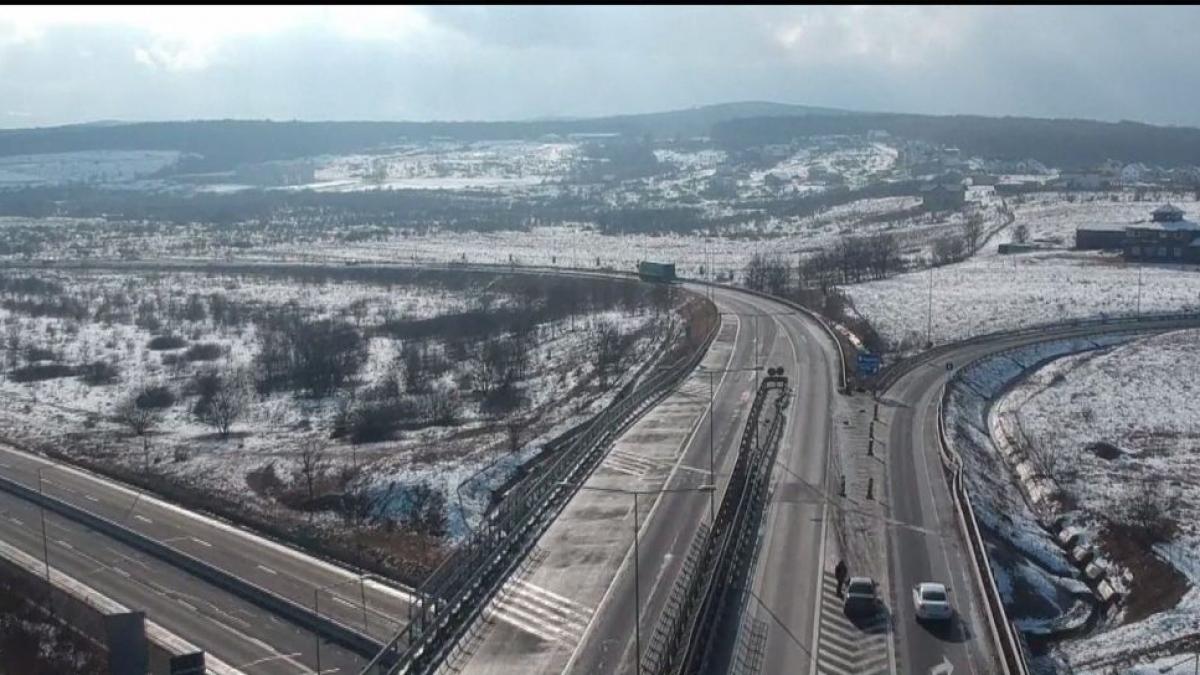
[2,5,1198,129]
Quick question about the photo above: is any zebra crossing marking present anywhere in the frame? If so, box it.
[815,573,893,675]
[482,578,593,647]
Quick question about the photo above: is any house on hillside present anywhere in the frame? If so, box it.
[1123,204,1200,263]
[920,181,966,211]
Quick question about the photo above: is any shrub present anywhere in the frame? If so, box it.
[184,342,223,362]
[147,335,187,351]
[350,402,401,444]
[79,361,120,386]
[135,385,176,410]
[11,363,76,382]
[23,346,58,363]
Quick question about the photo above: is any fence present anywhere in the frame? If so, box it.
[359,301,720,675]
[642,376,789,675]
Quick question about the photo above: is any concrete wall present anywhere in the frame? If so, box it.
[0,538,230,675]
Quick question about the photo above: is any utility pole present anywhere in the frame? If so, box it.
[926,264,935,348]
[1136,262,1144,317]
[708,371,716,520]
[37,467,52,612]
[313,589,322,675]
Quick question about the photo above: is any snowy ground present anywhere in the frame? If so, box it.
[847,251,1200,352]
[0,268,673,558]
[945,335,1138,642]
[0,150,181,187]
[996,330,1200,672]
[983,190,1200,252]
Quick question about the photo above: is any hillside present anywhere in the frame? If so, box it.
[712,113,1200,169]
[0,102,845,172]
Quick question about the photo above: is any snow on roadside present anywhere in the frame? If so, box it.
[944,334,1138,639]
[998,329,1200,671]
[848,251,1200,349]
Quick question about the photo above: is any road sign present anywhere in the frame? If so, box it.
[857,353,882,375]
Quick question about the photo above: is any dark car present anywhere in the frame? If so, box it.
[843,576,880,617]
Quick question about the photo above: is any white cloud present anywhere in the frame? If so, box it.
[1,5,435,70]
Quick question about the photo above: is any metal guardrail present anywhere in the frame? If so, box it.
[642,377,789,675]
[685,280,849,394]
[875,310,1200,393]
[0,471,383,659]
[360,299,721,675]
[936,382,1031,675]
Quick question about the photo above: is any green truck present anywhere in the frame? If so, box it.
[637,261,676,283]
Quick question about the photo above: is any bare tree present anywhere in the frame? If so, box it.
[964,213,984,253]
[1012,222,1030,244]
[296,435,327,511]
[196,369,248,439]
[115,392,161,437]
[593,320,624,388]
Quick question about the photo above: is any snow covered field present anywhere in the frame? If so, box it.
[306,141,579,193]
[983,190,1200,253]
[847,251,1200,351]
[0,267,676,578]
[0,150,180,187]
[996,330,1200,671]
[945,335,1138,641]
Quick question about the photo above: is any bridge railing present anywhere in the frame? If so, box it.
[360,292,720,675]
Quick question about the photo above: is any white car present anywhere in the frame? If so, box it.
[913,582,953,621]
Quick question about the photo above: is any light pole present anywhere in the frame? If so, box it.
[926,263,935,348]
[313,587,322,675]
[696,365,763,520]
[313,574,374,674]
[557,482,714,674]
[719,310,794,392]
[1136,261,1144,317]
[36,467,52,607]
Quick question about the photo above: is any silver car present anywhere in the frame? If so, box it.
[913,582,953,621]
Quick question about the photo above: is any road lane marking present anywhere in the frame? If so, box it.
[257,564,278,575]
[562,309,743,675]
[85,494,99,502]
[112,566,131,578]
[191,537,212,547]
[0,439,420,605]
[9,517,22,526]
[237,653,304,669]
[56,540,73,550]
[133,515,153,524]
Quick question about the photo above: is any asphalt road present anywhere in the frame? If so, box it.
[0,487,364,675]
[882,316,1200,675]
[566,284,837,674]
[737,297,841,675]
[0,443,412,644]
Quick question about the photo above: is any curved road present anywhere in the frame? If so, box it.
[882,316,1200,675]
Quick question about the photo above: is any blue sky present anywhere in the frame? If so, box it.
[2,5,1197,128]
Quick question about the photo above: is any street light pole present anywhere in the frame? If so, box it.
[708,370,715,520]
[1137,262,1144,317]
[313,588,322,675]
[632,491,641,668]
[926,264,934,347]
[558,483,714,674]
[37,467,52,607]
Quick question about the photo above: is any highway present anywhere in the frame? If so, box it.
[565,285,838,674]
[881,316,1200,675]
[4,254,1197,675]
[0,486,363,674]
[0,443,413,641]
